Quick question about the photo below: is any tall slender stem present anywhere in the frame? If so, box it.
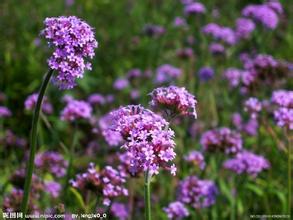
[21,69,54,216]
[287,129,292,216]
[144,170,152,220]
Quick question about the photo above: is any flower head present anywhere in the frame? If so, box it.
[177,176,218,208]
[235,18,255,39]
[184,2,206,15]
[60,99,92,121]
[201,128,242,154]
[110,105,176,176]
[223,151,270,177]
[184,151,206,170]
[244,97,262,118]
[111,202,129,220]
[150,86,197,119]
[155,64,181,84]
[42,16,98,89]
[0,106,12,118]
[24,93,53,114]
[198,67,214,81]
[163,201,189,219]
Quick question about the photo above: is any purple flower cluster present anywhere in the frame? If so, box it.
[173,17,187,28]
[198,67,214,81]
[44,181,61,198]
[201,128,242,154]
[42,16,98,89]
[71,163,128,206]
[176,48,193,59]
[223,151,270,177]
[271,90,293,130]
[87,93,106,106]
[209,43,225,55]
[110,105,176,176]
[60,99,92,121]
[184,150,205,170]
[143,24,165,37]
[163,201,189,219]
[184,2,206,15]
[35,151,68,177]
[24,93,53,114]
[235,18,255,39]
[150,86,197,119]
[155,64,182,84]
[177,176,218,209]
[232,113,259,136]
[0,106,12,118]
[113,78,129,90]
[244,97,262,119]
[202,23,236,45]
[0,129,27,148]
[110,202,129,220]
[242,1,282,29]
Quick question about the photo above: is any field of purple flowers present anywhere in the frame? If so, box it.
[0,0,292,219]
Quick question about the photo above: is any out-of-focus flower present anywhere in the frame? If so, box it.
[223,151,270,177]
[184,2,206,15]
[163,201,189,219]
[0,106,12,118]
[150,86,197,119]
[184,150,206,169]
[35,151,68,177]
[155,64,182,84]
[176,48,193,59]
[244,97,262,118]
[202,23,236,45]
[235,18,255,39]
[242,4,279,29]
[223,68,243,88]
[0,130,27,148]
[71,163,128,206]
[110,202,129,220]
[177,176,218,208]
[44,181,61,198]
[87,93,106,106]
[143,24,165,37]
[60,99,92,121]
[42,16,98,89]
[24,93,53,114]
[110,105,176,176]
[126,68,142,80]
[271,90,293,108]
[266,0,283,14]
[209,43,225,55]
[273,107,293,130]
[130,89,140,100]
[113,78,129,90]
[198,67,214,82]
[201,128,242,154]
[173,17,187,27]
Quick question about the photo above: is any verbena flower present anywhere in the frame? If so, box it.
[155,64,181,84]
[71,163,128,206]
[177,176,218,209]
[209,43,225,55]
[126,68,142,80]
[150,86,197,119]
[0,129,27,148]
[202,23,236,45]
[42,16,98,89]
[143,24,165,37]
[35,151,68,178]
[244,97,262,118]
[235,18,255,39]
[201,128,242,154]
[0,106,12,118]
[184,2,206,15]
[176,48,193,59]
[198,67,214,82]
[173,17,187,27]
[113,78,129,90]
[271,90,293,108]
[110,202,129,220]
[163,201,189,219]
[223,151,270,177]
[60,99,92,121]
[87,93,106,106]
[24,93,53,114]
[110,105,176,176]
[44,181,61,198]
[184,150,206,170]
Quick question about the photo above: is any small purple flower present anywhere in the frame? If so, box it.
[24,93,53,114]
[155,64,182,84]
[130,89,140,100]
[235,18,255,39]
[198,66,214,81]
[35,151,68,177]
[173,17,187,27]
[271,90,293,108]
[184,151,206,170]
[0,106,12,118]
[209,43,225,55]
[113,78,129,90]
[110,202,129,220]
[176,48,193,59]
[177,176,218,208]
[110,105,176,176]
[150,86,197,119]
[87,93,106,106]
[163,201,189,219]
[244,97,262,118]
[42,16,98,89]
[126,68,142,79]
[184,2,206,15]
[44,181,61,198]
[223,68,243,88]
[223,151,270,177]
[273,107,293,130]
[60,99,92,121]
[266,0,283,14]
[143,24,165,37]
[201,127,242,155]
[202,23,237,45]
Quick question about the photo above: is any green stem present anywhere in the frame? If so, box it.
[287,129,292,215]
[21,69,54,216]
[144,170,152,220]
